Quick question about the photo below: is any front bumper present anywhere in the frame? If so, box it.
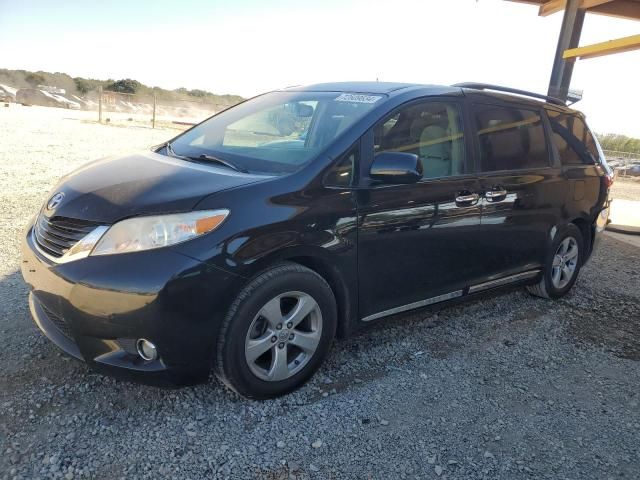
[21,225,244,387]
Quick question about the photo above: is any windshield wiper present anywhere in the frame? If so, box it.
[159,142,248,173]
[197,154,248,173]
[159,141,182,159]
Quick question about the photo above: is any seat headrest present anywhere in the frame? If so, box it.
[420,125,447,141]
[409,118,428,139]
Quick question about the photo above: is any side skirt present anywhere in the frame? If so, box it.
[468,270,540,294]
[361,290,463,322]
[361,269,540,322]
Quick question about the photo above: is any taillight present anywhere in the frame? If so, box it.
[603,173,614,188]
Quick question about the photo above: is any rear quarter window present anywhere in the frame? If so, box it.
[473,104,549,172]
[547,110,598,166]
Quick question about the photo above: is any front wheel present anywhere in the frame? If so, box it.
[527,224,583,299]
[216,263,337,399]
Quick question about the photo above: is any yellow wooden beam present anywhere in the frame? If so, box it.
[588,0,640,20]
[563,33,640,59]
[537,0,617,16]
[506,1,545,5]
[506,0,640,20]
[539,0,566,16]
[506,0,545,4]
[580,0,615,8]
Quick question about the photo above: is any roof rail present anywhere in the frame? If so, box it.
[452,82,566,107]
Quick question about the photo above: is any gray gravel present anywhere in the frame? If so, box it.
[2,105,640,480]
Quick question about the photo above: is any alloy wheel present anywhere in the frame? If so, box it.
[551,236,579,289]
[244,291,322,382]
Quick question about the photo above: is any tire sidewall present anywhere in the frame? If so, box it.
[542,224,583,299]
[220,267,336,399]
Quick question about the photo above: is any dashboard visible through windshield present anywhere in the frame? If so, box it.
[168,91,384,175]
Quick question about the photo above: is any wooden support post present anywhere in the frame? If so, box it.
[152,90,157,129]
[548,0,584,101]
[98,86,103,124]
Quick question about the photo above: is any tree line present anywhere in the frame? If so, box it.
[596,133,640,155]
[0,68,243,106]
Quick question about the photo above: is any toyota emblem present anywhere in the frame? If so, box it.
[47,192,65,210]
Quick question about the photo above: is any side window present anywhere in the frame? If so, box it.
[474,105,550,171]
[325,145,358,187]
[547,110,598,165]
[373,101,466,179]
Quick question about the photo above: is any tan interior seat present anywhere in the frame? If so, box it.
[419,125,451,178]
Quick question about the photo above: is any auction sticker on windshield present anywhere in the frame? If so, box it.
[334,93,382,103]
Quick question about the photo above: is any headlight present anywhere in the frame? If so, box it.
[91,209,229,256]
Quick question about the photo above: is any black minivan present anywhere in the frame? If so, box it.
[21,82,612,398]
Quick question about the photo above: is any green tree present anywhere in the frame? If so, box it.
[25,73,45,87]
[597,133,640,154]
[188,89,208,98]
[106,78,141,94]
[73,77,92,95]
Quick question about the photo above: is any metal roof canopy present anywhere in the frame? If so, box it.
[512,0,640,20]
[508,0,640,101]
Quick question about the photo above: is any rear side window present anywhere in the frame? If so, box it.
[474,105,550,172]
[547,110,598,165]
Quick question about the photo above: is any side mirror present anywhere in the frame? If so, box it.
[370,152,423,184]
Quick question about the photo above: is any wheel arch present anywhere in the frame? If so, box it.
[285,254,355,339]
[243,246,357,339]
[569,216,593,263]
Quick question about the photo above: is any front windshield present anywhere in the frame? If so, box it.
[169,91,384,175]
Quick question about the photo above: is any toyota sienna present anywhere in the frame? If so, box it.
[21,82,612,398]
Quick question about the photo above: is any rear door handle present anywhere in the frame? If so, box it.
[455,193,479,206]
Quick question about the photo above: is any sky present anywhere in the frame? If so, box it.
[1,0,639,136]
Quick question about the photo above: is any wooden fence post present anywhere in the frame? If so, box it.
[98,86,103,124]
[152,90,156,129]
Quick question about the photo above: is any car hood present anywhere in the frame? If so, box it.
[44,151,267,224]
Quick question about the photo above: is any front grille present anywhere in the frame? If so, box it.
[33,214,102,258]
[40,303,73,339]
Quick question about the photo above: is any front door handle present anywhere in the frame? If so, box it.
[455,192,479,206]
[485,189,508,201]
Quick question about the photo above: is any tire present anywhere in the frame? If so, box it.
[527,224,583,299]
[216,262,337,399]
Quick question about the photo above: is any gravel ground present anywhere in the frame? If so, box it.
[1,105,639,480]
[611,177,640,202]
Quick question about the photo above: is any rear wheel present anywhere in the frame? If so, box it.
[216,263,336,399]
[527,224,583,299]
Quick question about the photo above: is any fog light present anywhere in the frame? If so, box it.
[136,339,158,361]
